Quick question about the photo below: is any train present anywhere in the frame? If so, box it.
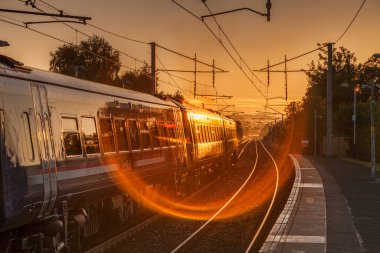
[0,55,238,252]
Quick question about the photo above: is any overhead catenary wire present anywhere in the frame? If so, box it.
[24,0,148,65]
[0,13,24,24]
[157,80,193,95]
[155,44,226,72]
[156,55,213,87]
[256,0,367,71]
[168,0,268,99]
[0,17,138,72]
[26,0,223,98]
[256,46,326,71]
[156,54,225,105]
[36,0,149,46]
[37,0,226,75]
[156,55,193,95]
[38,0,228,78]
[202,1,266,87]
[335,0,366,44]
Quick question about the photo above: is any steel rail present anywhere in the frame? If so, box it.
[244,139,280,253]
[84,138,251,253]
[170,137,257,253]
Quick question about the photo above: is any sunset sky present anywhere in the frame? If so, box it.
[1,0,379,117]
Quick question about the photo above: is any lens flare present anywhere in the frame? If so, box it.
[108,120,299,221]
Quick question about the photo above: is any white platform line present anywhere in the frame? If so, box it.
[300,183,324,188]
[266,235,326,244]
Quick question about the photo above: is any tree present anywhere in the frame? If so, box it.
[305,45,358,110]
[356,56,380,102]
[118,64,153,93]
[50,35,121,84]
[155,90,184,103]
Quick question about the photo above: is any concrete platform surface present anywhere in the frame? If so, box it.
[259,154,380,253]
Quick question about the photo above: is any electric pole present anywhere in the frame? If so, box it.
[194,53,197,98]
[150,42,156,94]
[267,60,270,87]
[285,55,288,102]
[327,43,333,157]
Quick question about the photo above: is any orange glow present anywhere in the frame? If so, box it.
[108,138,295,222]
[105,108,303,222]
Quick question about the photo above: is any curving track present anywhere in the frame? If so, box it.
[86,138,294,253]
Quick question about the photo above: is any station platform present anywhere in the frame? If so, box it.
[260,154,380,253]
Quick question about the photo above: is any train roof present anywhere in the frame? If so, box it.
[171,100,237,125]
[0,55,177,109]
[171,100,224,119]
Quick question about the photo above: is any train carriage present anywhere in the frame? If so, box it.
[0,56,186,251]
[173,102,238,190]
[0,55,238,253]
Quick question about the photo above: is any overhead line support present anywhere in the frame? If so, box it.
[285,55,288,102]
[150,42,156,94]
[194,53,197,98]
[0,8,91,23]
[155,44,226,72]
[267,59,270,87]
[201,0,271,21]
[156,69,226,73]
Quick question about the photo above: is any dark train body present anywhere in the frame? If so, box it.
[0,56,238,252]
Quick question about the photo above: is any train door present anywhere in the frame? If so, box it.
[31,84,57,217]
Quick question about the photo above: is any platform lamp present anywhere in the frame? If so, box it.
[0,40,9,47]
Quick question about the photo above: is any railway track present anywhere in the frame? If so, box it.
[85,138,293,253]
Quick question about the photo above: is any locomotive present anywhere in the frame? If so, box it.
[0,55,238,252]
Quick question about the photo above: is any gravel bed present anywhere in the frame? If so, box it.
[102,141,294,253]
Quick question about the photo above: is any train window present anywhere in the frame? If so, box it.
[167,123,175,146]
[115,120,129,151]
[62,117,82,156]
[22,112,35,161]
[202,125,206,143]
[140,122,151,149]
[149,122,160,148]
[198,125,202,143]
[128,120,140,150]
[81,117,100,155]
[196,125,201,143]
[205,126,210,142]
[99,118,115,153]
[167,110,175,122]
[201,126,207,143]
[157,123,165,146]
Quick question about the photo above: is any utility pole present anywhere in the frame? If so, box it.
[285,55,288,102]
[370,81,376,179]
[274,118,277,141]
[327,43,333,157]
[194,53,197,98]
[150,42,156,94]
[212,59,215,87]
[267,60,270,87]
[314,109,317,155]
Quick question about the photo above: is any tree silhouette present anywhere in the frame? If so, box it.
[118,63,153,93]
[50,35,121,85]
